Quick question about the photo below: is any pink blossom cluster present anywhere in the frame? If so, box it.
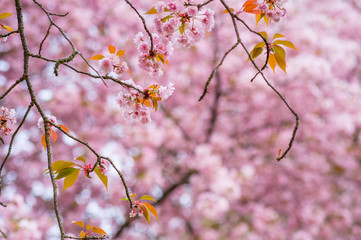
[116,79,152,124]
[0,106,16,135]
[153,1,215,48]
[37,114,57,131]
[100,159,107,174]
[129,200,143,218]
[98,54,128,75]
[116,80,174,124]
[134,32,173,78]
[258,0,287,23]
[83,164,92,176]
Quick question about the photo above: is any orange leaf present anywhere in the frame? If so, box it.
[59,124,70,133]
[108,45,116,54]
[145,7,158,14]
[72,221,85,229]
[2,25,13,32]
[222,8,234,14]
[143,202,159,221]
[0,13,12,20]
[89,55,104,60]
[116,50,125,57]
[41,134,46,150]
[52,129,57,142]
[268,54,276,73]
[127,69,132,75]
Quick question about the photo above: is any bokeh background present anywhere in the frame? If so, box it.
[1,0,361,239]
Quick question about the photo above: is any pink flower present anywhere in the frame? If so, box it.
[167,2,178,12]
[187,6,198,17]
[158,83,175,100]
[84,164,92,176]
[98,57,113,74]
[114,62,128,75]
[37,114,57,131]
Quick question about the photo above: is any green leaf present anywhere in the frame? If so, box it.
[258,31,268,41]
[273,40,297,50]
[75,156,86,163]
[0,13,12,20]
[140,195,157,202]
[55,167,78,180]
[52,160,75,172]
[72,221,85,229]
[63,169,80,192]
[249,47,263,60]
[272,45,285,59]
[91,227,107,235]
[273,33,285,39]
[143,202,159,221]
[121,197,129,201]
[94,168,108,190]
[179,22,185,34]
[253,42,266,49]
[161,15,173,23]
[145,7,158,14]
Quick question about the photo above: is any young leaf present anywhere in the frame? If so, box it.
[161,15,173,22]
[141,204,151,225]
[55,167,78,180]
[145,7,158,14]
[41,134,46,150]
[274,51,287,73]
[156,54,166,64]
[249,47,263,60]
[273,33,285,39]
[94,168,108,190]
[151,98,158,112]
[72,221,85,229]
[140,195,157,202]
[273,40,297,50]
[91,227,107,235]
[63,169,80,192]
[52,160,76,172]
[242,0,261,14]
[2,25,13,32]
[222,8,234,14]
[179,22,185,34]
[116,50,125,57]
[0,13,12,20]
[143,202,159,221]
[75,156,86,163]
[108,45,116,54]
[127,69,132,75]
[89,55,104,60]
[268,54,277,73]
[131,193,136,198]
[121,197,129,201]
[86,225,94,231]
[59,124,70,133]
[273,45,285,59]
[79,231,86,238]
[255,13,263,25]
[258,31,268,41]
[52,129,57,142]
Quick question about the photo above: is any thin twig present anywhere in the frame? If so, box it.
[0,76,26,100]
[123,0,154,53]
[0,102,33,174]
[219,0,299,161]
